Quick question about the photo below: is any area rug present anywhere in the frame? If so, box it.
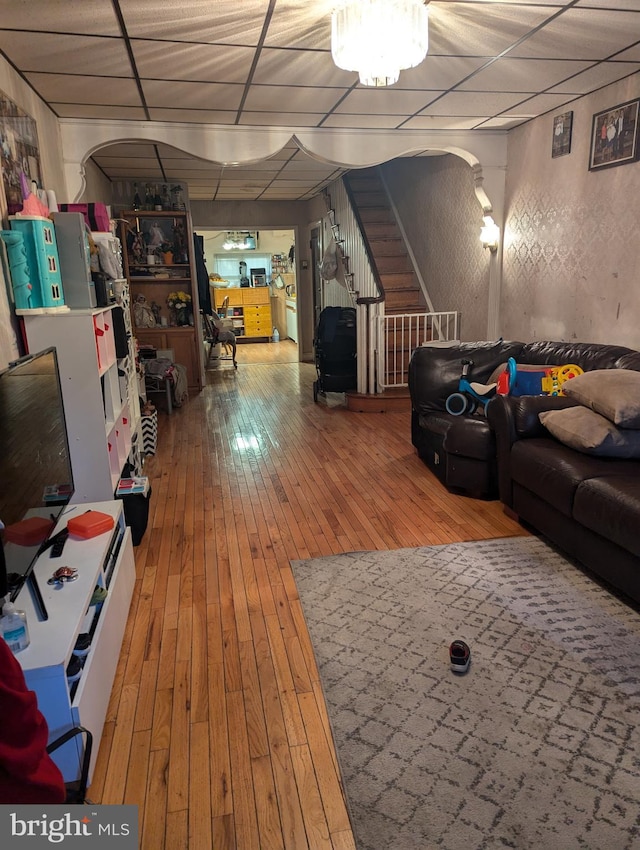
[291,537,640,850]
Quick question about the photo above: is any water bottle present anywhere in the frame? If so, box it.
[272,327,280,343]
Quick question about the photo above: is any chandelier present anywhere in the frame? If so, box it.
[331,0,429,87]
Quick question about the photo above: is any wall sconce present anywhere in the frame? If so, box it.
[480,216,500,253]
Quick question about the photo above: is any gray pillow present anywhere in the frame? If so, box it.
[539,407,640,457]
[562,369,640,428]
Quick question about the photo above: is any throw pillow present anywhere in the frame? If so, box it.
[539,407,640,457]
[562,369,640,428]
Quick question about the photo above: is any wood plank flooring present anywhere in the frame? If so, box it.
[93,340,527,848]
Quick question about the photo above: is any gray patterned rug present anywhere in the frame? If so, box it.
[291,537,640,850]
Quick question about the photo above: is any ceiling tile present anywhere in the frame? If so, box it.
[510,92,581,115]
[142,80,243,110]
[0,0,121,34]
[25,73,143,106]
[418,91,527,117]
[457,59,593,93]
[400,115,493,131]
[321,114,406,129]
[549,62,640,95]
[147,108,237,123]
[335,88,444,116]
[132,40,255,83]
[52,104,148,120]
[118,0,265,45]
[397,56,494,91]
[242,85,347,113]
[428,3,557,57]
[0,32,132,76]
[263,0,333,50]
[253,46,354,87]
[510,8,640,60]
[476,115,534,129]
[237,112,323,127]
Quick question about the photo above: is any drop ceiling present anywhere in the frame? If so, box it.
[1,0,639,201]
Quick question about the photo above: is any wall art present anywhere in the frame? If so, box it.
[589,98,639,171]
[0,90,42,214]
[552,111,573,158]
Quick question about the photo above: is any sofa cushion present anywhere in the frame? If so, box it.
[443,416,494,460]
[510,439,639,516]
[539,407,640,457]
[562,369,640,428]
[574,476,640,557]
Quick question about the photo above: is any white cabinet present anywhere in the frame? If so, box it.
[15,500,135,784]
[23,304,139,502]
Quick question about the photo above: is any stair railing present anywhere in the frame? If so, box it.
[377,311,459,389]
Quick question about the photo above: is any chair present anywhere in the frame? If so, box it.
[46,725,93,804]
[202,310,237,369]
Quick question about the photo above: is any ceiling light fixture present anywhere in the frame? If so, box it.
[331,0,429,87]
[480,216,500,253]
[222,231,257,251]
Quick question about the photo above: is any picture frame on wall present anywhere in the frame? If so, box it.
[589,98,640,171]
[552,111,573,158]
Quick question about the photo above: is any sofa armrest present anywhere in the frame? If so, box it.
[486,395,579,507]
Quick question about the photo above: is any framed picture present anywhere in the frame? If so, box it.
[552,111,573,158]
[589,99,640,171]
[0,89,43,215]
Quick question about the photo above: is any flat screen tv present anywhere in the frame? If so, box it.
[0,347,74,618]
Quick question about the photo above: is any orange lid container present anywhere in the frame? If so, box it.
[67,510,115,540]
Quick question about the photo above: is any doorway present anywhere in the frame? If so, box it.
[195,228,298,365]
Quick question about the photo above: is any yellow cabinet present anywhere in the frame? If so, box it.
[212,287,272,341]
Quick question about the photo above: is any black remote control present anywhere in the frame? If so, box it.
[49,528,69,558]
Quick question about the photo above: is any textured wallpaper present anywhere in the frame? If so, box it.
[503,74,640,348]
[383,156,491,342]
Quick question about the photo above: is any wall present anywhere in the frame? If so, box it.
[383,156,491,341]
[80,158,112,203]
[0,55,67,368]
[502,73,640,347]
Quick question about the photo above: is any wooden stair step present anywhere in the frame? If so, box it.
[349,191,388,208]
[358,207,395,224]
[345,388,412,413]
[366,237,405,256]
[380,272,419,288]
[376,254,414,273]
[363,222,401,239]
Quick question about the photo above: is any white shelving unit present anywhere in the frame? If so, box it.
[22,304,139,502]
[15,500,135,783]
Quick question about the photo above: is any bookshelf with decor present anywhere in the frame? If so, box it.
[119,210,204,392]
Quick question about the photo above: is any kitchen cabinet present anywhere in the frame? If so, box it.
[119,211,204,392]
[213,287,272,341]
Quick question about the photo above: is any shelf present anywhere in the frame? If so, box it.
[120,210,205,392]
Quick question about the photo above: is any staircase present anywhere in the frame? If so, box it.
[343,167,427,315]
[342,167,425,408]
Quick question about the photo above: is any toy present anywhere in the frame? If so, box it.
[445,359,497,415]
[541,364,584,395]
[498,357,584,397]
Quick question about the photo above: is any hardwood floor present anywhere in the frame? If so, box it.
[92,341,526,848]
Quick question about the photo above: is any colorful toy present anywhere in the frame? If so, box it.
[0,230,33,309]
[8,214,67,311]
[541,364,584,395]
[498,357,584,397]
[445,358,497,415]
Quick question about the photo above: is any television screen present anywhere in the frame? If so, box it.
[0,348,74,610]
